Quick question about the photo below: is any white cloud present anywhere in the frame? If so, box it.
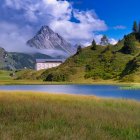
[50,9,107,45]
[0,21,35,52]
[5,0,21,9]
[113,25,126,30]
[1,0,117,53]
[109,38,118,45]
[43,0,72,20]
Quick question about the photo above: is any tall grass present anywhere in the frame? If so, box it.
[0,91,140,140]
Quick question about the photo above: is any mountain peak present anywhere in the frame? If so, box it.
[36,25,54,36]
[27,26,76,55]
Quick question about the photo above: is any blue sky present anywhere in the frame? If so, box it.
[0,0,139,52]
[72,0,140,39]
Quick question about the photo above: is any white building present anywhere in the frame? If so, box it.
[36,59,65,71]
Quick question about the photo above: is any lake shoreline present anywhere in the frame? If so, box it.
[0,90,139,102]
[1,70,140,87]
[1,81,140,90]
[0,85,140,101]
[0,80,139,86]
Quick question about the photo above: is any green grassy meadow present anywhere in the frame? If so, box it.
[0,70,12,80]
[1,70,140,86]
[0,91,140,140]
[120,85,140,90]
[0,70,46,85]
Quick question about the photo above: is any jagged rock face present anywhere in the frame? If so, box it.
[0,47,7,60]
[27,26,76,55]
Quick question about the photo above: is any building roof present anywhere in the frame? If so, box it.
[36,59,65,63]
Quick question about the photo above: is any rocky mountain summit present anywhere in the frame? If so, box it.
[27,26,76,55]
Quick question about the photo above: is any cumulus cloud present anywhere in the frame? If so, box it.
[0,21,37,52]
[0,0,117,53]
[50,9,107,45]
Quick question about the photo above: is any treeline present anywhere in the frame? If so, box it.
[122,21,140,54]
[76,21,140,55]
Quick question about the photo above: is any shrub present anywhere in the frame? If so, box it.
[102,73,113,80]
[85,65,93,72]
[121,75,134,82]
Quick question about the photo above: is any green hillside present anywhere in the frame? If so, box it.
[15,33,140,83]
[0,70,12,81]
[38,33,140,82]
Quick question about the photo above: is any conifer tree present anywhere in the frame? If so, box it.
[122,34,136,54]
[138,22,140,33]
[76,45,82,55]
[91,39,97,50]
[100,35,109,46]
[133,21,138,33]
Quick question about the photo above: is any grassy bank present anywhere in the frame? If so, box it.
[0,70,45,85]
[0,70,136,86]
[1,70,140,86]
[0,78,139,86]
[121,85,140,90]
[0,91,140,140]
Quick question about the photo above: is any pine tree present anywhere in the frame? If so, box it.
[133,21,138,33]
[138,22,140,33]
[91,39,97,50]
[76,45,82,55]
[122,34,136,54]
[100,35,109,46]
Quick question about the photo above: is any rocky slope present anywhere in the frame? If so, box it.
[27,26,76,55]
[0,47,52,70]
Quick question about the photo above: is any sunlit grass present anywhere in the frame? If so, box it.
[1,70,140,87]
[0,91,140,140]
[120,85,140,90]
[0,70,12,80]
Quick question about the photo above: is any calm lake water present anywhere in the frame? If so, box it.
[0,85,140,101]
